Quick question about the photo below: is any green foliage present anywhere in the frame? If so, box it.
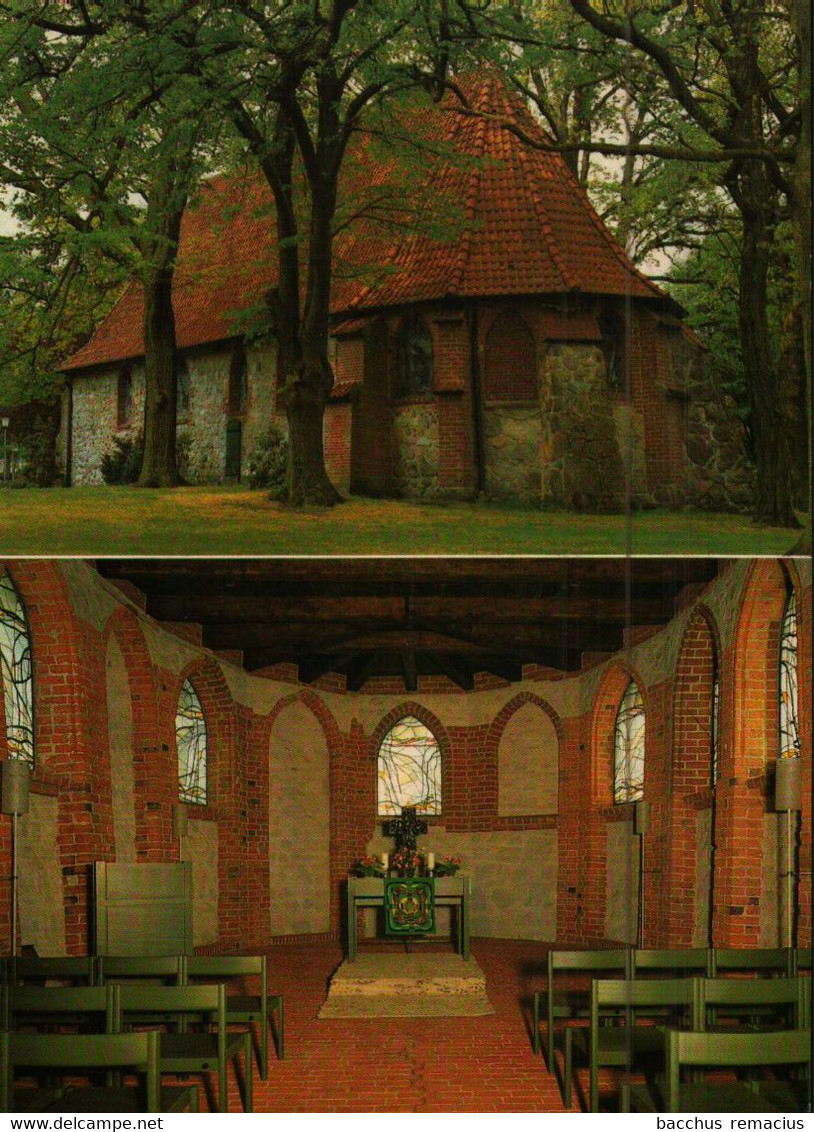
[100,432,143,485]
[247,425,288,497]
[12,416,60,487]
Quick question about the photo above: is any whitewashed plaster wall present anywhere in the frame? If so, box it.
[604,820,638,944]
[18,794,65,954]
[498,701,558,816]
[268,701,330,936]
[181,818,219,947]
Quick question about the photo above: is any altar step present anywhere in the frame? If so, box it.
[318,953,494,1018]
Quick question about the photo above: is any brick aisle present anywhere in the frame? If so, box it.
[221,938,575,1113]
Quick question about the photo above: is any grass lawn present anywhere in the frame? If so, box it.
[0,485,803,557]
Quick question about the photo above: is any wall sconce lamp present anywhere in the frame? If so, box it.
[634,800,650,948]
[1,759,30,956]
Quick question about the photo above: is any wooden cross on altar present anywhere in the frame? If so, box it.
[386,806,427,852]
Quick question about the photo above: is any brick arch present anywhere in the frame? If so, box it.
[590,662,649,807]
[667,604,721,945]
[486,691,563,816]
[482,306,538,402]
[0,561,123,953]
[171,655,239,815]
[581,662,648,943]
[260,686,342,756]
[371,702,451,815]
[714,559,810,945]
[101,606,162,863]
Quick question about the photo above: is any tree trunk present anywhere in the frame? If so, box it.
[280,162,342,507]
[138,265,180,487]
[738,195,799,528]
[787,0,812,553]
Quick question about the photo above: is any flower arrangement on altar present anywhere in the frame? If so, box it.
[390,847,424,877]
[349,856,386,878]
[350,851,464,878]
[433,855,462,877]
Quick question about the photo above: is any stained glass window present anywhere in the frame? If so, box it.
[378,716,441,817]
[176,679,207,804]
[395,313,433,397]
[779,591,799,760]
[613,679,645,803]
[0,568,34,767]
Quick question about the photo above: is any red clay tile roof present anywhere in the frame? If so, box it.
[64,74,672,373]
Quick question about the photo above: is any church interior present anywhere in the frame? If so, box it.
[0,554,810,1113]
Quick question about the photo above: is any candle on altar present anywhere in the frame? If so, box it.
[381,853,389,869]
[427,852,435,871]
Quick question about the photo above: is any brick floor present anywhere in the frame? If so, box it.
[221,937,577,1113]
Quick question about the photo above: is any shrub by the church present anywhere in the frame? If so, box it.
[247,424,288,497]
[100,432,143,484]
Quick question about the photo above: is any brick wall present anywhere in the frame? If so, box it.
[0,559,809,955]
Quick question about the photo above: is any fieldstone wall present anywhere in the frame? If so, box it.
[605,820,638,943]
[540,344,627,510]
[685,367,755,512]
[392,401,440,498]
[483,406,541,502]
[71,364,146,485]
[612,403,651,504]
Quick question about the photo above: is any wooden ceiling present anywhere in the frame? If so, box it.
[96,558,720,691]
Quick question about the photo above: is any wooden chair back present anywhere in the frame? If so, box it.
[664,1027,811,1113]
[709,947,792,976]
[97,955,185,984]
[1,984,119,1032]
[0,1028,160,1112]
[6,956,97,985]
[699,975,807,1028]
[631,948,711,977]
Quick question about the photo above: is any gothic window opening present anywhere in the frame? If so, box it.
[599,311,627,393]
[176,678,207,804]
[779,591,799,760]
[176,358,191,421]
[395,313,433,398]
[228,346,248,414]
[613,679,645,803]
[0,568,34,767]
[378,715,441,817]
[483,309,537,401]
[117,366,133,428]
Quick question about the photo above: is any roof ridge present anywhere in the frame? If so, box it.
[446,109,486,296]
[511,117,578,293]
[553,151,663,302]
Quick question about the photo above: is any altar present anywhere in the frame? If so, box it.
[346,875,470,962]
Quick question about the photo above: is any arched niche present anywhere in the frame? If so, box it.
[497,700,559,816]
[268,700,330,935]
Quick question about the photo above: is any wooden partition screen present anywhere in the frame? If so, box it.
[93,862,193,955]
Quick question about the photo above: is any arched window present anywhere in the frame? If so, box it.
[377,715,441,816]
[779,590,799,760]
[613,679,645,803]
[228,345,248,414]
[711,645,720,786]
[117,366,133,428]
[176,678,207,804]
[395,313,433,397]
[176,358,191,420]
[0,568,34,767]
[483,309,537,401]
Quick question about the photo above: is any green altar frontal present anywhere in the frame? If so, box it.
[384,877,435,935]
[346,875,470,961]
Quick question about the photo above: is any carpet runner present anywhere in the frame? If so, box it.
[318,952,494,1018]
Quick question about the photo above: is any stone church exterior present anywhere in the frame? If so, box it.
[62,76,750,510]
